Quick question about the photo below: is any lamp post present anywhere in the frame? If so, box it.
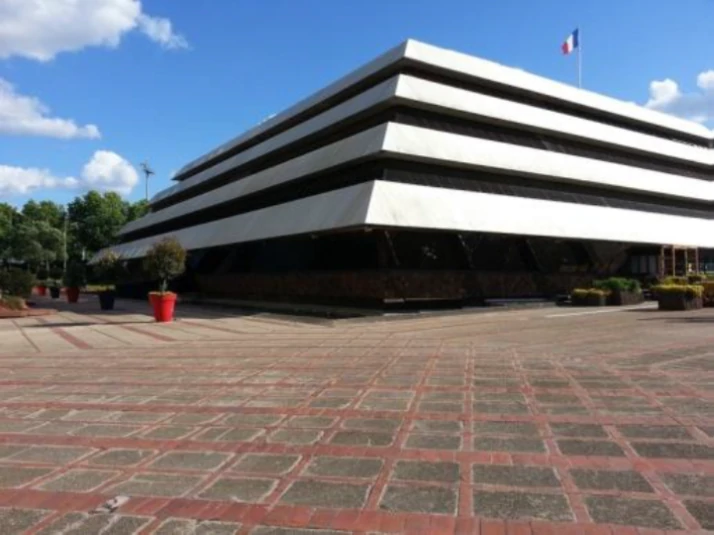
[140,161,155,202]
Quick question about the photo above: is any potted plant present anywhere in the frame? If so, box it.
[143,237,186,322]
[653,284,703,311]
[63,261,86,303]
[49,267,63,299]
[571,288,607,306]
[36,267,49,296]
[593,277,644,306]
[94,251,124,311]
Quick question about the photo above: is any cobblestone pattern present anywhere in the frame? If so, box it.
[0,296,712,533]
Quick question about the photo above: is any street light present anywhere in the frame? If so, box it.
[140,161,155,202]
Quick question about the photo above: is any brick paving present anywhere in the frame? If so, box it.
[0,295,713,533]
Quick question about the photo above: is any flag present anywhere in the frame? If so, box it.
[561,29,579,55]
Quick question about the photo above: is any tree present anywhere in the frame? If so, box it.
[0,203,18,262]
[21,200,65,229]
[126,199,150,222]
[6,221,63,270]
[67,191,127,256]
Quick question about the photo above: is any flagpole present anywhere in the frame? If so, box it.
[577,27,582,88]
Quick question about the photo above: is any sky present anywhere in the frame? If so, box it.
[1,0,713,207]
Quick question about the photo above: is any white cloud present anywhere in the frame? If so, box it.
[0,78,100,139]
[0,0,188,61]
[80,150,139,195]
[0,150,138,197]
[137,14,188,50]
[0,166,77,196]
[645,70,714,124]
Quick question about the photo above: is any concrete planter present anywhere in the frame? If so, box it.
[658,294,703,311]
[607,290,645,306]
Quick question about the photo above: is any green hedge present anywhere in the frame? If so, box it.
[652,284,703,298]
[592,277,641,293]
[0,269,37,298]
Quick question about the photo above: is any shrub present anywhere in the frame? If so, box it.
[702,281,714,306]
[63,261,86,288]
[688,274,707,284]
[49,266,63,287]
[652,284,703,298]
[0,296,26,310]
[143,237,186,293]
[662,276,688,285]
[94,251,125,289]
[36,268,49,283]
[593,277,641,293]
[0,269,36,298]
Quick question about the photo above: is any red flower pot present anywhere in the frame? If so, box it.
[149,292,177,322]
[66,287,80,303]
[37,285,47,297]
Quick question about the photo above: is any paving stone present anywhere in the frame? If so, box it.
[343,418,401,432]
[585,495,682,529]
[699,426,714,437]
[474,437,545,453]
[631,441,714,459]
[113,411,172,423]
[557,439,626,457]
[0,444,26,459]
[143,426,196,440]
[412,420,462,433]
[25,421,85,435]
[473,464,560,488]
[154,518,241,534]
[535,394,580,404]
[380,484,457,514]
[37,512,150,535]
[406,434,462,450]
[285,416,337,428]
[0,420,42,433]
[232,454,300,475]
[330,430,393,447]
[418,401,464,412]
[199,477,276,502]
[473,490,572,522]
[87,449,154,467]
[149,451,231,471]
[529,379,570,388]
[474,421,539,436]
[473,402,530,414]
[661,473,714,497]
[40,469,117,492]
[617,425,693,440]
[309,398,351,408]
[358,399,410,411]
[9,445,91,464]
[394,461,460,483]
[165,413,221,425]
[73,424,140,437]
[0,508,48,535]
[221,414,283,427]
[0,466,52,487]
[251,528,345,535]
[108,473,203,497]
[280,480,368,508]
[305,456,382,478]
[684,500,714,530]
[269,429,322,445]
[570,469,654,492]
[550,423,608,438]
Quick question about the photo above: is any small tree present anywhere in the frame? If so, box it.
[63,260,86,288]
[143,237,186,294]
[94,251,125,291]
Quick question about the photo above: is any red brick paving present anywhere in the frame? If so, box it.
[0,296,713,533]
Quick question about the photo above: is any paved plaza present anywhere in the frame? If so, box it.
[0,296,713,533]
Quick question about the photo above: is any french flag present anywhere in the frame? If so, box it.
[562,29,579,55]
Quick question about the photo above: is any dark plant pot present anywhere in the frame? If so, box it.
[607,290,645,306]
[149,292,177,322]
[66,287,80,303]
[98,290,115,311]
[658,294,703,311]
[571,294,606,306]
[49,286,60,299]
[37,285,47,297]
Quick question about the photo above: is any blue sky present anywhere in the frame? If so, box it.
[1,0,712,206]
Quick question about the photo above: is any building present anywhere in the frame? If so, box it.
[101,40,714,308]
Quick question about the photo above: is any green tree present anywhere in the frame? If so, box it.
[0,203,19,262]
[21,200,65,229]
[126,199,150,222]
[7,221,63,269]
[67,191,127,256]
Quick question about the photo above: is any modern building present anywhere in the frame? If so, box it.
[100,39,714,308]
